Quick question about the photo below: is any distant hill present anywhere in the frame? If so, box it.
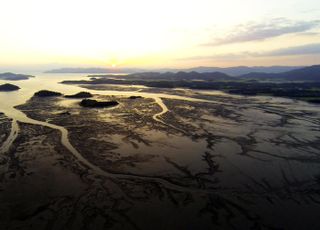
[161,66,303,76]
[0,72,34,81]
[281,65,320,81]
[126,71,235,81]
[125,66,320,81]
[239,65,320,81]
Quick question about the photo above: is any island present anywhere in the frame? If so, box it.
[34,90,62,97]
[0,83,20,91]
[65,92,93,98]
[0,72,34,81]
[79,99,119,108]
[129,96,143,99]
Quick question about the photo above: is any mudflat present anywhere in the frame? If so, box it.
[1,84,320,229]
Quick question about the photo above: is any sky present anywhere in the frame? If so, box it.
[0,0,319,70]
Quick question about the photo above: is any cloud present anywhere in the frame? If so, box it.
[263,43,320,56]
[203,18,320,46]
[177,53,250,61]
[178,43,320,61]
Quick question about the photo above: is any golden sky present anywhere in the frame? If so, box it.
[0,0,319,69]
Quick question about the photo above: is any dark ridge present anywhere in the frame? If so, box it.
[80,99,119,108]
[307,99,320,104]
[0,83,20,91]
[34,90,62,97]
[65,92,93,98]
[239,65,320,81]
[281,65,320,81]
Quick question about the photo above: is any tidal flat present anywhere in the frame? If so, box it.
[1,80,320,229]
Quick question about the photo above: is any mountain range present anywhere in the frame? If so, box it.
[45,66,303,76]
[239,65,320,81]
[118,65,320,82]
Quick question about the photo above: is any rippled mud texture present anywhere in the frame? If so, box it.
[0,113,11,148]
[1,89,320,229]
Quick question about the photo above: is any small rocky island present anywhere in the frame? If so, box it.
[65,92,93,98]
[80,99,119,108]
[0,72,34,80]
[0,83,20,91]
[34,90,62,97]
